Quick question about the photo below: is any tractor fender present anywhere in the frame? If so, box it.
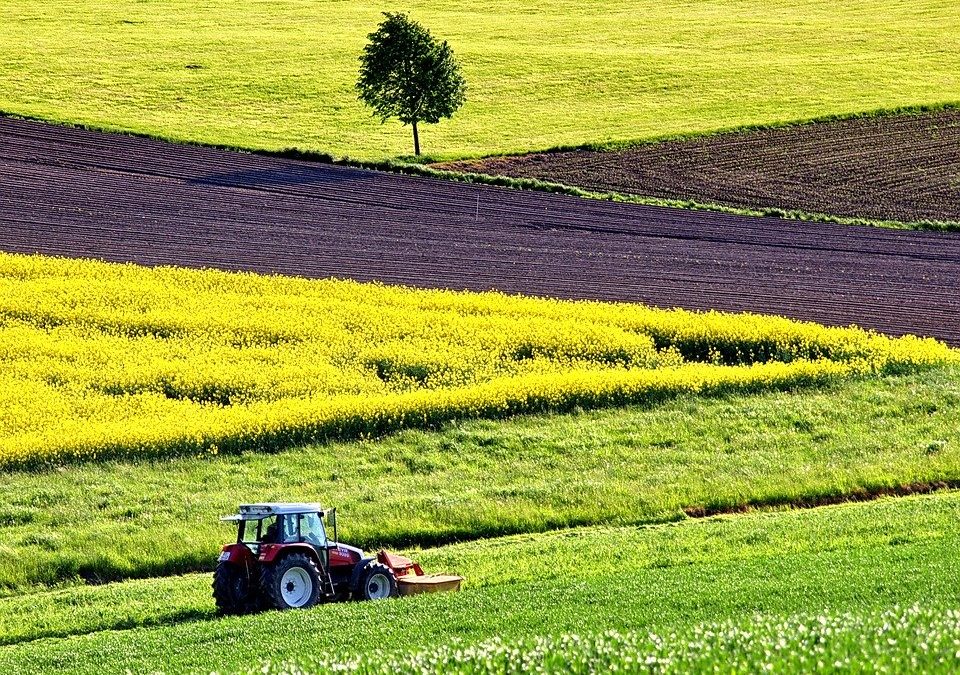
[259,542,322,567]
[219,542,255,564]
[348,557,377,592]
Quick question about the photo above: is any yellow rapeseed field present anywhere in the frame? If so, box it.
[1,252,954,468]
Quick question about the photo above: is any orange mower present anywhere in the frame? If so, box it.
[213,503,462,613]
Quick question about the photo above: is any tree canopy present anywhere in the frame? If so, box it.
[357,12,466,156]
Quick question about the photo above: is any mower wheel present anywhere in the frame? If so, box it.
[261,553,322,610]
[212,562,259,615]
[355,561,397,601]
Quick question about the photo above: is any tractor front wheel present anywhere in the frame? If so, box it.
[261,553,323,610]
[212,562,259,615]
[355,562,397,601]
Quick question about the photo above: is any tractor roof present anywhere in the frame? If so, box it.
[221,503,328,521]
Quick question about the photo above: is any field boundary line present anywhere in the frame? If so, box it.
[683,480,960,518]
[432,100,960,158]
[328,158,960,233]
[3,104,959,233]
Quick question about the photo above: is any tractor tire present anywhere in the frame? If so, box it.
[355,561,397,601]
[212,562,259,615]
[260,553,323,610]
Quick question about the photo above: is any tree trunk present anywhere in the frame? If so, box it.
[412,120,420,156]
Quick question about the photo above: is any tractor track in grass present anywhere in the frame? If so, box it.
[682,480,960,518]
[2,117,960,343]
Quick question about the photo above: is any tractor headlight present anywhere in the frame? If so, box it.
[218,551,230,562]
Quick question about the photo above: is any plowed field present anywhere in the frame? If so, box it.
[2,118,960,344]
[439,110,960,224]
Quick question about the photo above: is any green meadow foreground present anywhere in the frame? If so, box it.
[292,605,960,673]
[1,491,959,672]
[1,0,958,159]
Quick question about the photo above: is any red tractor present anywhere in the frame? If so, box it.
[213,503,461,613]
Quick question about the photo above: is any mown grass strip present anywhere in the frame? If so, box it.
[2,491,959,671]
[1,366,958,595]
[430,105,960,228]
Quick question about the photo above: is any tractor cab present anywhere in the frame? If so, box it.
[223,503,337,559]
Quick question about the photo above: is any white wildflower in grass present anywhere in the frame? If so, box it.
[258,603,960,674]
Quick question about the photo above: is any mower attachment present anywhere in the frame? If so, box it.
[378,549,463,597]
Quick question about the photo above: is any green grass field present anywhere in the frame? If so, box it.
[1,0,958,160]
[2,490,958,672]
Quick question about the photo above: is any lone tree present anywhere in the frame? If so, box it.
[357,12,466,156]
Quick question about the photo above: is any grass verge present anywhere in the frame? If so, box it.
[392,155,960,232]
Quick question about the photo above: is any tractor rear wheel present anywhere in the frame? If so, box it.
[261,553,323,610]
[212,562,259,615]
[355,561,397,601]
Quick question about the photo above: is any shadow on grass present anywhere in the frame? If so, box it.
[0,606,217,648]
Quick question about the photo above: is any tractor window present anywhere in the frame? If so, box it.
[280,515,300,543]
[299,512,327,547]
[259,516,280,543]
[240,518,262,543]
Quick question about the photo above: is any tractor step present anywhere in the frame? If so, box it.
[321,571,336,598]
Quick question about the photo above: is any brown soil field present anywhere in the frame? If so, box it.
[2,118,959,344]
[438,110,960,224]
